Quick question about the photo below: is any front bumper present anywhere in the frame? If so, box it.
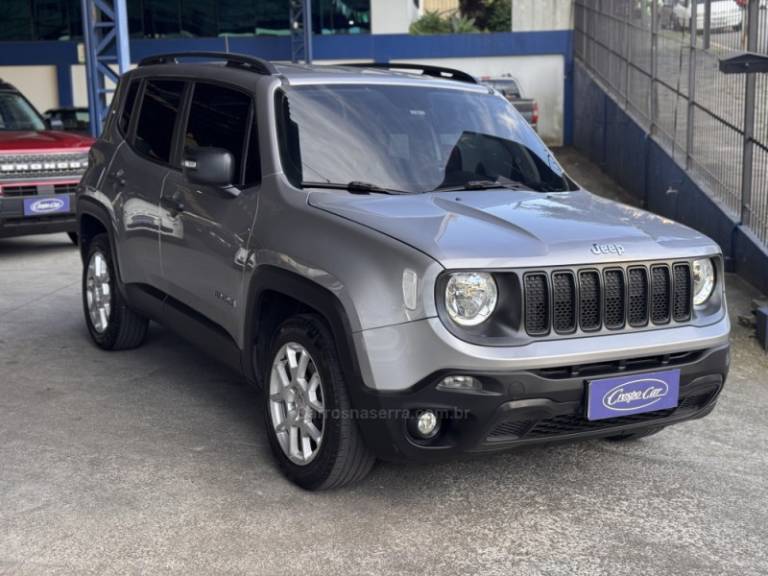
[352,343,729,462]
[0,192,77,238]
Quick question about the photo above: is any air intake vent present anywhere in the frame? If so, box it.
[672,263,692,321]
[519,261,696,339]
[603,269,626,329]
[651,265,671,324]
[579,271,601,331]
[552,272,577,334]
[628,267,649,326]
[524,273,549,335]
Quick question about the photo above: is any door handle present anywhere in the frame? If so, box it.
[107,168,126,187]
[160,195,185,217]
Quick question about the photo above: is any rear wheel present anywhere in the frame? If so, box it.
[82,234,149,350]
[67,232,78,246]
[263,314,375,490]
[605,426,665,442]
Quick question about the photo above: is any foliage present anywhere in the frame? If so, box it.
[409,11,451,35]
[409,10,480,35]
[459,0,511,32]
[484,0,511,32]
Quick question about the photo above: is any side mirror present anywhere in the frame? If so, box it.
[183,147,239,195]
[46,117,64,130]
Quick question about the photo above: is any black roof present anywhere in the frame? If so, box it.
[135,52,480,87]
[0,78,19,91]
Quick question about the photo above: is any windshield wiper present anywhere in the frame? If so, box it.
[432,178,531,193]
[301,181,408,195]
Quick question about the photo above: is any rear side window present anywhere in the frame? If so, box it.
[118,79,140,135]
[134,79,185,164]
[184,83,252,184]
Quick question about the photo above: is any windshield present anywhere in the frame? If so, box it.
[0,92,45,131]
[276,84,573,194]
[485,79,521,99]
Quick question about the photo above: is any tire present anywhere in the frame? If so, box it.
[605,426,666,442]
[67,232,78,246]
[263,314,375,490]
[82,234,149,350]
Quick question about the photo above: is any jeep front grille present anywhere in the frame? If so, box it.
[523,262,693,337]
[0,152,88,180]
[0,183,78,197]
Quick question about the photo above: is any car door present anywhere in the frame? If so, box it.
[160,81,260,338]
[110,78,186,288]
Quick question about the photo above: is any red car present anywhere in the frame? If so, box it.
[0,79,93,243]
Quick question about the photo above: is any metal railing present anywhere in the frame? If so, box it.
[574,0,768,247]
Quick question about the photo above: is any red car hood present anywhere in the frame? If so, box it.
[0,130,93,153]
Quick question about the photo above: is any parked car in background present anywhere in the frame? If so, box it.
[44,107,91,135]
[481,75,539,132]
[672,0,743,31]
[0,80,93,242]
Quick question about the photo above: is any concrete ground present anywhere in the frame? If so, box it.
[1,148,767,576]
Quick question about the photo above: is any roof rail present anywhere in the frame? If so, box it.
[138,51,277,76]
[339,62,477,85]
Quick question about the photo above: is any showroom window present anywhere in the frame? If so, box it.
[133,79,185,165]
[184,83,252,185]
[0,0,82,41]
[0,0,370,41]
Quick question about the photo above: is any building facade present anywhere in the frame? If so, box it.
[0,0,573,145]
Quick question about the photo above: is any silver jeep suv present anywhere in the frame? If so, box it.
[77,52,730,490]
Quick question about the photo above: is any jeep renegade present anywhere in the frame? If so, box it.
[76,52,730,490]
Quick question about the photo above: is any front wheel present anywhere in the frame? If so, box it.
[263,314,375,490]
[82,234,149,350]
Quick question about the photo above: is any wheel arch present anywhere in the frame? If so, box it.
[77,197,122,281]
[243,266,363,393]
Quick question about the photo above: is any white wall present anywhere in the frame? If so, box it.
[0,66,59,113]
[512,0,573,32]
[403,55,565,145]
[71,63,136,108]
[371,0,419,34]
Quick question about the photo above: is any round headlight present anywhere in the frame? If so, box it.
[692,258,715,307]
[445,272,498,326]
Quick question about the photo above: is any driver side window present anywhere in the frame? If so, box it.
[184,82,253,186]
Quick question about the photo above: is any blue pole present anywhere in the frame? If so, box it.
[304,0,313,64]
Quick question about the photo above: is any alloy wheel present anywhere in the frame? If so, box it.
[86,251,112,334]
[268,342,326,465]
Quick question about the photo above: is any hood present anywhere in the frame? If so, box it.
[0,130,93,152]
[308,189,720,269]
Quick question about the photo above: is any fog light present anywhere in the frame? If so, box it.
[415,410,439,438]
[437,375,482,392]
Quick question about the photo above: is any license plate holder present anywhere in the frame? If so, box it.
[586,369,680,421]
[23,196,71,217]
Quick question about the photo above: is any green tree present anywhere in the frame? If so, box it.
[409,10,451,34]
[459,0,511,31]
[409,10,479,35]
[485,0,511,32]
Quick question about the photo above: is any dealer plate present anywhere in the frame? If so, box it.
[586,369,680,421]
[23,196,71,217]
